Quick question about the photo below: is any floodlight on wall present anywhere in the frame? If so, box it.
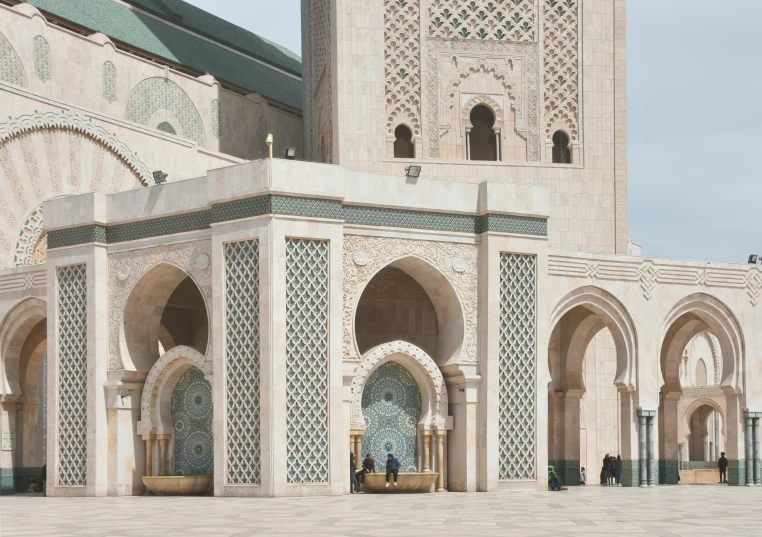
[405,165,422,178]
[284,147,297,160]
[153,170,168,184]
[266,133,273,158]
[749,254,761,265]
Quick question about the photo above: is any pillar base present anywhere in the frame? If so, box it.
[548,460,579,486]
[727,459,746,486]
[657,460,678,485]
[621,460,639,487]
[0,468,14,495]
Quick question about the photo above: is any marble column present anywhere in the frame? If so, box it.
[754,417,761,486]
[353,434,362,467]
[714,411,720,462]
[423,431,432,473]
[745,414,753,486]
[639,413,648,487]
[145,439,154,477]
[436,432,446,492]
[158,439,168,477]
[647,416,655,486]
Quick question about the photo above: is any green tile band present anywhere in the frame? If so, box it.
[49,194,548,248]
[621,459,640,487]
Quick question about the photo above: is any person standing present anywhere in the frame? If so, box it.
[41,464,46,497]
[385,453,401,488]
[615,455,623,486]
[609,455,616,486]
[718,452,728,484]
[580,466,587,485]
[603,455,610,486]
[349,452,362,493]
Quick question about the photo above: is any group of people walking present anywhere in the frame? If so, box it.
[350,452,401,493]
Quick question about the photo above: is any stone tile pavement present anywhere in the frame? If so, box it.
[1,486,760,536]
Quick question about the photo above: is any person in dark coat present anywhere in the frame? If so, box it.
[615,455,623,486]
[385,453,401,487]
[360,453,376,485]
[603,455,610,485]
[41,464,46,497]
[608,455,616,486]
[549,471,567,491]
[349,452,362,493]
[718,452,728,484]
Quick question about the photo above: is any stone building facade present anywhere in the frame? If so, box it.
[0,0,761,497]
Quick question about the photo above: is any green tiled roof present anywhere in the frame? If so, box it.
[26,0,303,110]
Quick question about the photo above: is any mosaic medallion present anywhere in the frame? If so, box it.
[172,367,213,476]
[361,361,421,472]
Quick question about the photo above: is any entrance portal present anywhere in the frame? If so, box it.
[361,362,421,472]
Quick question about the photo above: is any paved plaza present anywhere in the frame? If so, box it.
[1,486,760,537]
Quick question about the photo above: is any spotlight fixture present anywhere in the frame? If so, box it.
[405,165,422,178]
[749,254,761,265]
[152,170,168,184]
[284,147,297,160]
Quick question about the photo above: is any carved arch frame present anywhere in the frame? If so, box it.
[462,94,504,131]
[0,297,46,396]
[350,340,448,431]
[108,240,213,370]
[137,345,206,436]
[343,235,478,365]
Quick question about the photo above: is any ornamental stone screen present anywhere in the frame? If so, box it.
[285,239,329,483]
[499,254,537,480]
[224,240,261,484]
[56,264,87,486]
[361,362,421,472]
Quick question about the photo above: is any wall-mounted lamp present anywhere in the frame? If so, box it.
[749,254,760,265]
[266,133,273,158]
[152,170,168,184]
[284,147,296,160]
[405,165,422,178]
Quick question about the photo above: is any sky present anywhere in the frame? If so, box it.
[184,0,761,264]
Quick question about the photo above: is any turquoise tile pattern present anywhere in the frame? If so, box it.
[25,0,302,109]
[172,367,214,476]
[659,459,678,485]
[499,254,537,481]
[224,240,261,484]
[48,195,548,249]
[285,239,329,483]
[0,468,13,495]
[361,362,421,473]
[728,459,746,486]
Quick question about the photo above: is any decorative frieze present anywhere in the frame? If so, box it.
[428,0,538,42]
[549,255,761,305]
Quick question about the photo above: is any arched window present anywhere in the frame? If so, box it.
[468,105,497,161]
[695,358,708,387]
[393,125,415,158]
[552,130,571,164]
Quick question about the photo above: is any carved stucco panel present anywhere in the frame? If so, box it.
[343,235,478,364]
[108,240,213,369]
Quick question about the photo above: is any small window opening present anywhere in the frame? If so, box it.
[552,130,571,164]
[394,125,415,158]
[469,105,497,161]
[157,121,177,135]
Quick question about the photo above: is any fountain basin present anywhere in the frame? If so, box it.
[361,472,439,493]
[142,475,213,495]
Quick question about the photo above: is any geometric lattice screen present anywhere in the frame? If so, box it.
[56,264,87,486]
[224,240,261,484]
[285,239,329,483]
[498,254,536,480]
